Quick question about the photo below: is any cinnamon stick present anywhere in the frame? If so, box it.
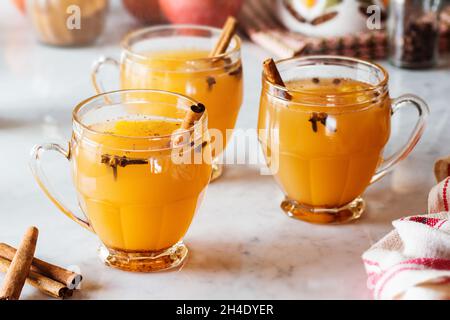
[181,103,206,130]
[0,243,82,290]
[263,58,292,100]
[0,257,72,299]
[174,104,206,147]
[434,155,450,183]
[0,227,38,300]
[210,16,238,57]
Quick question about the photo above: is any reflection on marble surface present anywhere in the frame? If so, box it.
[0,1,449,300]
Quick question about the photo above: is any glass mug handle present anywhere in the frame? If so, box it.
[29,143,93,232]
[371,94,430,184]
[91,56,120,94]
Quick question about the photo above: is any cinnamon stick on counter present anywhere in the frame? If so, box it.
[0,227,38,300]
[263,58,292,100]
[0,257,72,299]
[210,16,238,57]
[0,243,82,290]
[434,155,450,182]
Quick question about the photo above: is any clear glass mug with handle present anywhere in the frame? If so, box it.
[258,56,429,224]
[30,89,212,271]
[91,25,244,181]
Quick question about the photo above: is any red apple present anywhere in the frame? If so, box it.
[158,0,243,27]
[122,0,165,24]
[12,0,26,14]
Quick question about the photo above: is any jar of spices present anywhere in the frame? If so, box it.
[388,0,443,68]
[27,0,108,47]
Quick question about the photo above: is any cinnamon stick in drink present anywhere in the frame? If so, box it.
[210,16,238,57]
[174,104,206,147]
[181,103,206,130]
[0,243,82,290]
[0,227,38,300]
[263,58,292,100]
[0,257,72,299]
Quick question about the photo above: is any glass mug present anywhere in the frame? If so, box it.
[30,90,212,272]
[92,25,244,181]
[258,56,429,224]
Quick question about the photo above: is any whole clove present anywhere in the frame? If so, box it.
[206,76,217,91]
[101,154,149,180]
[309,112,332,133]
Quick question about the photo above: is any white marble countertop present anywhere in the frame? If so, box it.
[0,2,449,300]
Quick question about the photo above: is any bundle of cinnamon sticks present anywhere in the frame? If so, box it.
[0,227,82,300]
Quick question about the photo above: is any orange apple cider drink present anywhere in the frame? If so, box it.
[30,90,215,271]
[259,77,391,210]
[71,97,211,254]
[120,49,243,158]
[93,25,245,180]
[253,53,434,225]
[257,56,429,224]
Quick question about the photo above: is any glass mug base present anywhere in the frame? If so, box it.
[280,197,366,224]
[210,158,224,182]
[98,242,188,272]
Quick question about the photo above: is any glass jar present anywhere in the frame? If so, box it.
[27,0,108,47]
[389,0,443,68]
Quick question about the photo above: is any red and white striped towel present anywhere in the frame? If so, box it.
[362,177,450,300]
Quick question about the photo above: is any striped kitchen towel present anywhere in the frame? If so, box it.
[362,177,450,300]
